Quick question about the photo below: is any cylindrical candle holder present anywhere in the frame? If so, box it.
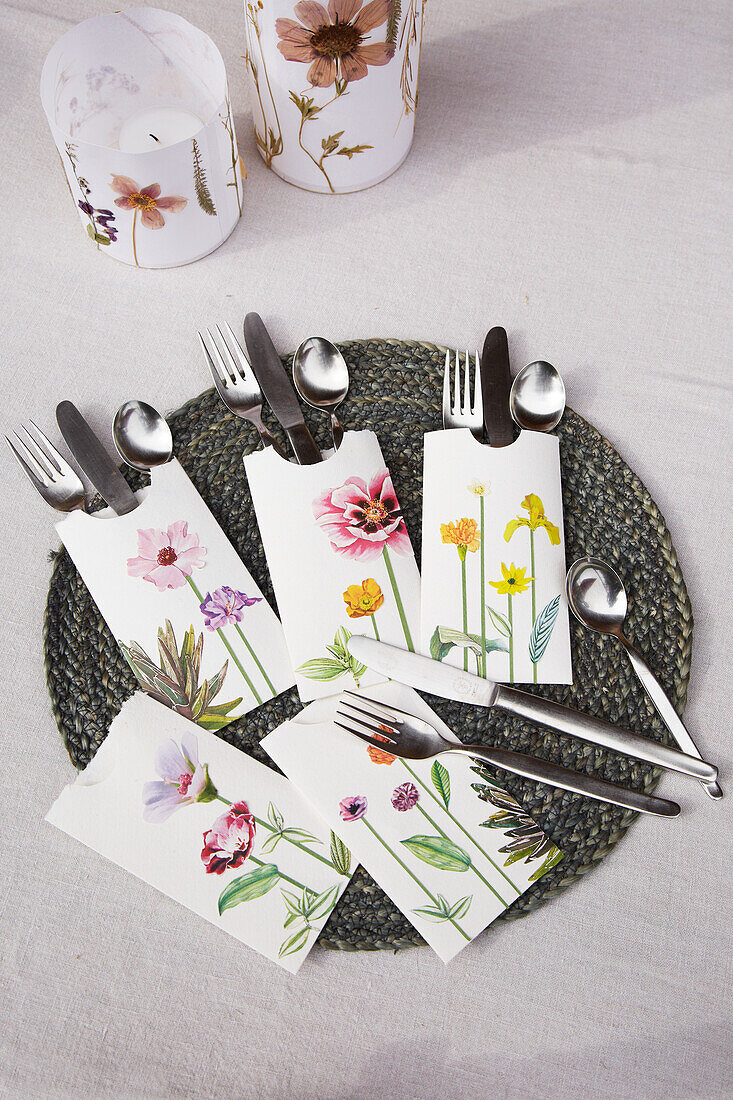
[41,7,245,268]
[243,0,426,194]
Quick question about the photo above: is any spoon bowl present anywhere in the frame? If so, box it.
[113,400,173,471]
[292,337,349,450]
[510,360,565,432]
[566,556,628,637]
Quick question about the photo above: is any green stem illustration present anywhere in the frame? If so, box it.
[400,761,521,897]
[361,817,470,940]
[249,855,304,893]
[479,494,486,678]
[234,622,276,697]
[460,555,468,671]
[371,615,381,641]
[383,545,414,651]
[186,577,262,704]
[507,593,514,681]
[530,528,537,684]
[412,797,508,905]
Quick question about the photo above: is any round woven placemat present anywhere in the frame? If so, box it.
[44,338,692,951]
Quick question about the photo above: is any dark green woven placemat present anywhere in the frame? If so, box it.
[44,338,692,951]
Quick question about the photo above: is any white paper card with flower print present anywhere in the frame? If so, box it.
[46,694,352,972]
[262,682,563,963]
[420,430,573,686]
[243,431,421,701]
[55,459,294,729]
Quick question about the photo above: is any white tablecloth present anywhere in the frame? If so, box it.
[1,1,731,1097]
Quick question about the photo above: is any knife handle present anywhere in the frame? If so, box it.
[480,327,515,447]
[451,745,679,817]
[286,423,322,465]
[494,685,718,784]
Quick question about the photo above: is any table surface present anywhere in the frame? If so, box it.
[1,1,731,1097]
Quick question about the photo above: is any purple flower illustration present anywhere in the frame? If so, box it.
[199,586,262,631]
[339,795,368,822]
[391,782,419,812]
[142,732,217,823]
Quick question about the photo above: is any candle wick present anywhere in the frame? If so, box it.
[149,133,161,143]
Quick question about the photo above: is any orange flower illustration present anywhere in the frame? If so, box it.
[366,744,395,765]
[343,578,384,618]
[440,518,481,561]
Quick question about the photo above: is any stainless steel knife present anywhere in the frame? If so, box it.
[56,402,138,515]
[480,326,515,447]
[243,313,322,464]
[346,635,719,784]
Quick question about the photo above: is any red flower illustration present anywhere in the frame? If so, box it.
[201,800,256,874]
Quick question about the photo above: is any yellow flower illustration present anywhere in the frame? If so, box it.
[504,493,560,545]
[343,578,384,619]
[468,479,491,497]
[489,562,533,595]
[440,518,481,561]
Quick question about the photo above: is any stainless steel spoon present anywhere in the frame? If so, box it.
[510,360,566,432]
[113,400,173,471]
[567,556,722,800]
[292,337,349,451]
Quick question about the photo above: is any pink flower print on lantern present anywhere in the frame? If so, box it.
[201,800,257,875]
[313,469,412,562]
[127,521,206,591]
[142,732,217,823]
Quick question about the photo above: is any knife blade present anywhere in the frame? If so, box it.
[243,313,322,464]
[480,327,515,446]
[56,402,138,516]
[346,635,719,783]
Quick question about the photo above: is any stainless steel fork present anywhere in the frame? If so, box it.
[335,691,681,818]
[6,421,86,512]
[199,322,287,458]
[441,349,483,439]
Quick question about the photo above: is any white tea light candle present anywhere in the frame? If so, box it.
[41,8,244,268]
[118,108,204,153]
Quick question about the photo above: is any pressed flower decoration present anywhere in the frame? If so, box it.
[276,0,394,89]
[201,800,257,874]
[110,175,187,267]
[127,522,206,591]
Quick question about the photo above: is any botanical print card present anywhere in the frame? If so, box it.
[56,459,294,730]
[421,429,572,685]
[46,694,352,973]
[244,431,421,702]
[263,684,563,964]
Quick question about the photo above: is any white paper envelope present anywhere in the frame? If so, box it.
[46,694,353,973]
[56,459,294,729]
[262,684,563,964]
[244,431,421,701]
[421,430,572,685]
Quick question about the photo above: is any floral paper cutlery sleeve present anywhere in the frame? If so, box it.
[420,429,572,684]
[55,459,294,728]
[243,431,421,701]
[46,694,351,972]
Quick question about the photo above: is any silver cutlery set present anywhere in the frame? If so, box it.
[7,319,721,817]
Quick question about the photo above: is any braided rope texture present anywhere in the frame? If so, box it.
[43,339,693,952]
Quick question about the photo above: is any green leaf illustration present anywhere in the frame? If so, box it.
[448,895,473,921]
[303,884,339,921]
[329,831,352,876]
[297,658,348,681]
[528,594,561,664]
[487,605,512,638]
[192,138,217,215]
[217,863,280,915]
[401,835,471,872]
[413,893,473,923]
[278,925,311,958]
[267,802,284,831]
[430,626,508,663]
[299,629,366,685]
[529,846,563,882]
[430,760,451,810]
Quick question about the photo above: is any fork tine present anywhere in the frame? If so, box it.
[18,426,57,479]
[452,350,460,415]
[335,705,398,742]
[463,350,471,417]
[213,324,243,382]
[342,690,406,723]
[27,420,78,480]
[473,351,482,415]
[198,330,229,388]
[442,349,451,423]
[334,719,399,752]
[337,700,398,736]
[7,434,50,490]
[220,322,253,383]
